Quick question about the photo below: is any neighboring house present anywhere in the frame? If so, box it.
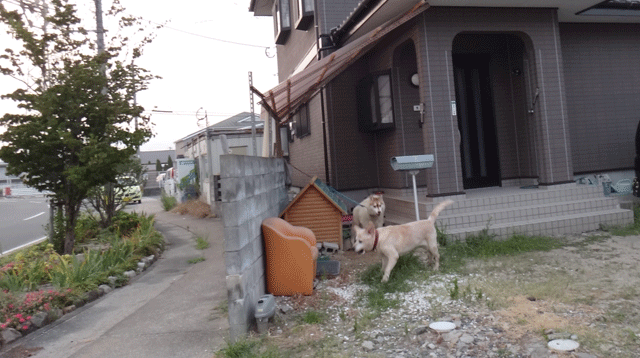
[137,150,177,194]
[175,112,271,205]
[249,0,640,196]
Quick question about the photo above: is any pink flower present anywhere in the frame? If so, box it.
[1,324,6,329]
[21,325,28,330]
[19,318,25,323]
[15,313,22,319]
[26,316,31,320]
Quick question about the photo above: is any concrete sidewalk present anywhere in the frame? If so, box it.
[0,197,229,358]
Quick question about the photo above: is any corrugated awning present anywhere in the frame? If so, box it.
[256,1,430,125]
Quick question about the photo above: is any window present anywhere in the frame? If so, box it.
[295,0,314,30]
[295,103,310,138]
[229,146,248,155]
[357,71,395,132]
[273,0,291,45]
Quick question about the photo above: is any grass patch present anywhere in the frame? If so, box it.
[187,257,205,264]
[216,339,280,358]
[0,213,164,333]
[195,236,210,250]
[358,253,428,311]
[160,193,177,211]
[603,204,640,236]
[439,229,564,272]
[301,310,326,324]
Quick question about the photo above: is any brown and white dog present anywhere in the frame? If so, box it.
[352,194,386,229]
[353,199,454,282]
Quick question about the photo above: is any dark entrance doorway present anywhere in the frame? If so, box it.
[453,54,500,189]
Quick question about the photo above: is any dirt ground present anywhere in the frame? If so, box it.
[270,231,640,357]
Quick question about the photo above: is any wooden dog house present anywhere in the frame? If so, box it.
[280,176,348,250]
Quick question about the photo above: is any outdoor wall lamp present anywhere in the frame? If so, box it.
[410,73,419,87]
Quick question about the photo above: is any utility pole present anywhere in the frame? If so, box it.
[249,72,257,156]
[94,0,105,54]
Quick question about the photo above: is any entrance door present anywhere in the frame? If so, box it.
[453,54,500,189]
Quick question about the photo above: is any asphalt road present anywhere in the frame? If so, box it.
[0,195,163,257]
[0,196,50,256]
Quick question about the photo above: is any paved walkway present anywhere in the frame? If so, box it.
[0,197,229,358]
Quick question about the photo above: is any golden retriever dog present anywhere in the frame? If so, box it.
[353,199,453,282]
[352,194,386,229]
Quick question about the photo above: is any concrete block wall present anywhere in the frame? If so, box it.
[220,155,288,341]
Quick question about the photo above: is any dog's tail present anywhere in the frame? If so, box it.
[427,199,454,222]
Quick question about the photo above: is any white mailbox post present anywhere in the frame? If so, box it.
[390,154,434,221]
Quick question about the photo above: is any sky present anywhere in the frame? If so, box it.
[0,0,279,152]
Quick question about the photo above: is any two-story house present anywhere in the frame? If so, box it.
[249,0,640,237]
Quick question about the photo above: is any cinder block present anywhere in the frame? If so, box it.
[255,174,267,195]
[220,155,245,179]
[225,250,242,275]
[221,176,246,203]
[228,324,248,343]
[240,242,255,273]
[275,157,285,172]
[251,234,264,262]
[221,202,238,227]
[245,156,256,176]
[257,158,267,175]
[224,225,249,252]
[245,175,256,197]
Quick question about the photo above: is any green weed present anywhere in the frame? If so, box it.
[301,310,326,324]
[603,204,640,236]
[187,257,206,264]
[160,193,178,211]
[195,236,210,250]
[439,231,563,272]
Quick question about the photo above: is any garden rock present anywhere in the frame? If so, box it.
[124,270,136,279]
[63,305,76,315]
[99,284,113,295]
[1,328,22,345]
[107,276,118,286]
[85,289,101,302]
[30,312,49,328]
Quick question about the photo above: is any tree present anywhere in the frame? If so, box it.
[156,159,162,172]
[0,1,157,254]
[85,155,144,228]
[166,155,173,169]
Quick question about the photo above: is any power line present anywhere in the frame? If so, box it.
[146,111,244,117]
[147,20,271,49]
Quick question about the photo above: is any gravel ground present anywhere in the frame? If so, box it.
[260,231,640,358]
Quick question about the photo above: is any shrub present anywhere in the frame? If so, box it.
[160,193,177,211]
[1,289,71,332]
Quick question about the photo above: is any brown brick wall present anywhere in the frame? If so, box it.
[288,94,327,187]
[560,22,640,173]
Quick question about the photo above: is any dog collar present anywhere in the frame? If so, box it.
[372,229,379,251]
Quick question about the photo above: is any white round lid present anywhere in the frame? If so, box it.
[548,339,580,352]
[429,321,456,333]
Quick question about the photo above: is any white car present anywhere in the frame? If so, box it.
[115,176,142,204]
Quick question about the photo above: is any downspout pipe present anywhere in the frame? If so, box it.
[314,0,330,185]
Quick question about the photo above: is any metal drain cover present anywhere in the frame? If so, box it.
[548,339,579,352]
[429,321,456,333]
